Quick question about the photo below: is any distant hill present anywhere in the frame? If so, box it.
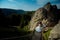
[0,8,25,16]
[0,8,35,27]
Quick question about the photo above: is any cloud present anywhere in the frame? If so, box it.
[50,0,60,4]
[56,4,60,9]
[31,0,34,1]
[36,0,50,5]
[50,0,60,9]
[35,0,60,8]
[7,0,15,2]
[36,0,60,5]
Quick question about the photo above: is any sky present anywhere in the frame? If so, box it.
[0,0,60,11]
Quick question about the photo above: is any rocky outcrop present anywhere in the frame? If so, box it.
[48,21,60,40]
[29,2,60,40]
[28,2,59,31]
[29,8,47,31]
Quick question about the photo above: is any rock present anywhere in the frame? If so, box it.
[28,3,60,40]
[28,2,60,40]
[28,2,53,31]
[44,2,52,12]
[48,21,60,40]
[29,8,47,31]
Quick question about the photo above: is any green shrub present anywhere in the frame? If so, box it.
[43,29,51,40]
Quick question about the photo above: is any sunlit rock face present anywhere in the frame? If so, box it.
[48,21,60,40]
[29,2,52,31]
[29,2,60,31]
[29,2,60,40]
[44,2,52,12]
[29,8,47,31]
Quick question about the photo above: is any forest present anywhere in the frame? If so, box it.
[0,8,35,40]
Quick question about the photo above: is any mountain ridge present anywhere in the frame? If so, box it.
[0,8,25,16]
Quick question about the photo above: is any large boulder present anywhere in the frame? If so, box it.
[48,21,60,40]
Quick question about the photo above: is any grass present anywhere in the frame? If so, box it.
[16,25,31,35]
[43,29,51,40]
[16,25,52,40]
[15,26,32,40]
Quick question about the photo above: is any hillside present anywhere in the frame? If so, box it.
[0,8,35,39]
[0,8,35,27]
[0,8,25,16]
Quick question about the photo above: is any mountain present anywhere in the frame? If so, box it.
[0,8,35,27]
[0,8,25,16]
[29,2,60,31]
[0,8,35,39]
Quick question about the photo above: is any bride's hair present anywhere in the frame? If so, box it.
[36,22,43,27]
